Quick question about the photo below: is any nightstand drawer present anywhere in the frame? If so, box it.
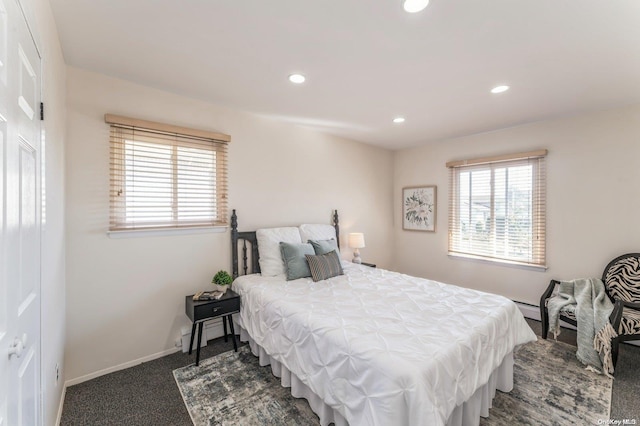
[193,297,239,321]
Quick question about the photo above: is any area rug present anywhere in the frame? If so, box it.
[174,339,612,426]
[173,346,319,425]
[481,338,612,425]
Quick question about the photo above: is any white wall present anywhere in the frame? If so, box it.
[393,104,640,305]
[64,67,394,382]
[18,0,67,424]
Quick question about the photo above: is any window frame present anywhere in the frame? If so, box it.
[106,114,230,233]
[447,150,547,269]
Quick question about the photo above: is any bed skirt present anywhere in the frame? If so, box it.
[239,326,514,426]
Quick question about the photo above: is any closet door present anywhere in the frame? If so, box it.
[0,0,42,424]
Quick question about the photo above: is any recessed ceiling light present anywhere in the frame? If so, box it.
[403,0,429,13]
[491,85,510,94]
[289,74,306,84]
[393,117,406,124]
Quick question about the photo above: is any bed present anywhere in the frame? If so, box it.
[230,210,536,426]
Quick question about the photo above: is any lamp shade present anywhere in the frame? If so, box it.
[403,0,429,13]
[348,233,365,249]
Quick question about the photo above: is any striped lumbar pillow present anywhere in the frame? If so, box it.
[305,250,344,282]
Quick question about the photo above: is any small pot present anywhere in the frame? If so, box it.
[212,284,229,293]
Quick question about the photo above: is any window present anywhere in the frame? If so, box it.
[106,114,229,232]
[447,150,547,268]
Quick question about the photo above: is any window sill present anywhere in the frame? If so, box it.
[108,226,227,239]
[448,252,547,271]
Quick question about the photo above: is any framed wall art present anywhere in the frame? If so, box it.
[403,186,436,232]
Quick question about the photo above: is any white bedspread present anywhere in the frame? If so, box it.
[233,263,536,426]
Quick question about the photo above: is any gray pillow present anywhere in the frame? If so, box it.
[305,250,344,282]
[308,238,340,256]
[279,242,314,280]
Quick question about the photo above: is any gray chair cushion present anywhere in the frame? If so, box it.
[560,307,577,321]
[619,309,640,335]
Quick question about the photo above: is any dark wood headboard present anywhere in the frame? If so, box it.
[231,209,340,278]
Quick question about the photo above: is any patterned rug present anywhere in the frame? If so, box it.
[174,339,612,426]
[173,346,319,425]
[482,338,612,425]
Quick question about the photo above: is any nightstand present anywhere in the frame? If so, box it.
[185,289,240,366]
[361,262,376,268]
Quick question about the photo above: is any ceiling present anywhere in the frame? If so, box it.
[50,0,640,150]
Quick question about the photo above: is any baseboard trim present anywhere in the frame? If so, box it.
[60,302,637,393]
[64,346,181,387]
[55,385,66,426]
[67,317,238,387]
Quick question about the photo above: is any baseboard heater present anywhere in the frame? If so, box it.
[515,300,638,347]
[181,315,238,353]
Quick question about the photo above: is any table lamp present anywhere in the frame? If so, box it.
[348,233,365,264]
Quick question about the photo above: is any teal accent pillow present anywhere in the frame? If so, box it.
[308,238,340,256]
[279,242,314,280]
[305,250,344,282]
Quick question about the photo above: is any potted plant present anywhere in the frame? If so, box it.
[212,270,233,293]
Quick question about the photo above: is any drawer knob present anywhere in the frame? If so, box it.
[213,308,219,312]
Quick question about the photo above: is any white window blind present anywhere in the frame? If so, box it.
[447,150,547,268]
[106,114,230,232]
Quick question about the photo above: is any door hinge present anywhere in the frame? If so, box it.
[40,102,44,121]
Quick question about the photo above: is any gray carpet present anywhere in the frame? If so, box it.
[60,340,242,426]
[61,319,640,425]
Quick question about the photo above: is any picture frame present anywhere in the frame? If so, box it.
[402,185,436,232]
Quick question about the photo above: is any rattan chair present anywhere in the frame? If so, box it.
[540,253,640,368]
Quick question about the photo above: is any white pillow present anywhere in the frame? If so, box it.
[256,227,302,277]
[299,224,337,243]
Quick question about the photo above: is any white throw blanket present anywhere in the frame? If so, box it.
[547,278,615,376]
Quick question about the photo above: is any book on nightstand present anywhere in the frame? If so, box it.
[193,290,224,301]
